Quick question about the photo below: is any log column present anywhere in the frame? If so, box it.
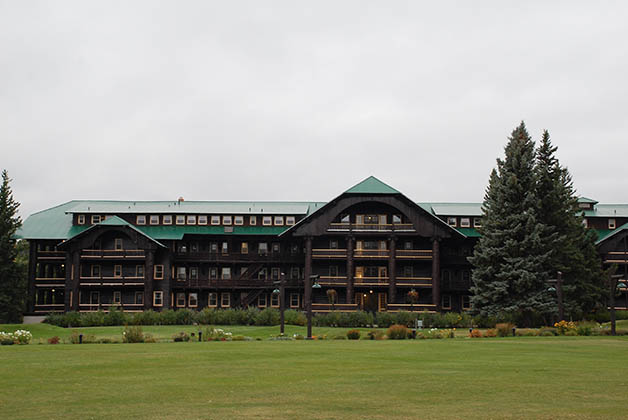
[144,249,155,310]
[64,250,72,312]
[346,236,354,304]
[27,242,37,313]
[71,251,80,310]
[431,238,441,311]
[162,254,172,309]
[388,236,397,305]
[303,237,313,337]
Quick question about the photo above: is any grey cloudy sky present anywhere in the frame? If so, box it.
[2,1,627,219]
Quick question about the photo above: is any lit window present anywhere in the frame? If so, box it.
[176,215,185,225]
[91,215,101,224]
[274,216,284,226]
[114,238,123,250]
[234,216,244,225]
[135,291,143,305]
[447,217,457,227]
[474,218,482,227]
[208,293,217,307]
[609,219,616,229]
[136,215,146,225]
[188,293,198,307]
[286,216,296,226]
[462,295,471,310]
[113,291,121,305]
[176,292,186,307]
[222,267,231,280]
[460,218,471,228]
[442,294,452,309]
[223,216,232,225]
[241,242,248,254]
[163,215,172,225]
[150,215,160,225]
[154,265,164,280]
[290,293,300,308]
[262,216,272,226]
[211,215,220,225]
[153,291,163,306]
[220,292,231,308]
[258,294,267,307]
[250,216,257,225]
[198,215,208,225]
[114,265,122,278]
[78,214,85,225]
[187,215,196,225]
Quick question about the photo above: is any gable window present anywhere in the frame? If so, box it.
[220,293,231,308]
[250,216,257,225]
[91,215,101,224]
[290,293,300,308]
[473,218,482,227]
[262,216,272,226]
[153,291,163,306]
[114,265,122,278]
[154,265,164,280]
[447,217,457,227]
[113,291,121,305]
[163,215,172,225]
[208,292,217,307]
[188,293,198,307]
[223,216,232,225]
[176,215,185,225]
[176,292,186,307]
[198,215,208,225]
[274,216,284,226]
[442,294,452,309]
[609,219,616,229]
[234,215,244,225]
[136,215,146,225]
[211,215,221,225]
[187,215,196,225]
[150,215,160,225]
[222,267,231,280]
[78,214,85,225]
[392,214,402,224]
[114,238,123,250]
[460,218,471,228]
[135,291,144,305]
[136,265,144,278]
[286,216,296,226]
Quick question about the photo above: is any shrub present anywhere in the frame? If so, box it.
[69,331,81,344]
[0,332,15,345]
[202,327,232,341]
[515,329,537,337]
[564,330,578,336]
[375,312,396,328]
[47,336,60,344]
[123,326,145,343]
[174,309,195,325]
[395,311,416,327]
[483,329,497,338]
[387,324,408,340]
[159,309,178,325]
[346,329,361,340]
[554,320,577,335]
[576,324,593,336]
[81,311,106,327]
[104,307,128,326]
[255,308,280,326]
[144,334,157,343]
[469,329,482,338]
[332,335,346,340]
[496,323,515,337]
[284,309,306,326]
[196,308,216,325]
[419,328,454,339]
[172,332,190,342]
[131,310,160,326]
[538,327,558,337]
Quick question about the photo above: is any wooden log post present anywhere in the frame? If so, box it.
[346,236,354,304]
[388,236,397,305]
[431,238,441,311]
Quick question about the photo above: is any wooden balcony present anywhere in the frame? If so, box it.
[33,303,64,313]
[37,251,66,260]
[353,249,389,259]
[174,251,301,263]
[318,276,348,286]
[328,223,416,232]
[604,251,628,264]
[386,303,437,313]
[395,250,432,260]
[354,276,389,286]
[312,303,359,313]
[312,249,348,259]
[80,249,146,259]
[177,277,303,289]
[396,277,432,287]
[35,277,66,287]
[79,275,145,286]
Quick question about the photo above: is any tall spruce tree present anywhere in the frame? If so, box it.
[0,170,25,323]
[469,122,555,326]
[535,131,604,318]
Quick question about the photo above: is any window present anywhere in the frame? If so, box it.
[113,291,121,305]
[150,215,160,225]
[330,240,338,249]
[188,293,198,307]
[222,242,228,254]
[136,215,146,225]
[259,242,268,255]
[290,267,300,279]
[208,292,217,307]
[134,291,143,305]
[447,217,457,227]
[473,217,482,227]
[187,215,197,225]
[460,218,471,228]
[272,243,280,253]
[392,214,402,224]
[136,265,144,278]
[210,215,221,225]
[271,267,280,280]
[403,265,413,277]
[241,242,249,254]
[89,291,100,305]
[462,295,471,310]
[78,214,85,225]
[220,293,231,308]
[582,218,588,228]
[258,294,267,307]
[189,267,198,280]
[163,215,172,225]
[250,216,257,225]
[153,291,163,306]
[262,216,272,226]
[404,241,413,250]
[442,294,452,309]
[210,243,218,253]
[91,215,101,224]
[609,219,616,229]
[178,243,187,253]
[234,215,244,225]
[270,293,279,307]
[290,293,300,308]
[290,244,299,255]
[198,215,208,225]
[274,216,284,226]
[190,242,198,252]
[176,215,185,225]
[286,216,296,226]
[329,265,338,277]
[223,215,232,225]
[114,265,122,278]
[222,267,231,280]
[177,267,186,281]
[114,238,123,250]
[240,267,248,276]
[91,265,101,277]
[340,214,350,223]
[209,267,218,279]
[258,268,267,280]
[154,265,164,280]
[176,292,186,307]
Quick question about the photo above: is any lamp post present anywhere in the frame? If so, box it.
[272,272,286,335]
[306,274,321,339]
[547,271,564,322]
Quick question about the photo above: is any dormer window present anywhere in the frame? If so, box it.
[163,215,172,225]
[609,219,616,229]
[460,218,471,228]
[250,216,257,225]
[198,215,208,225]
[274,216,284,226]
[474,218,482,228]
[176,215,185,225]
[150,215,159,225]
[78,214,85,225]
[187,215,197,225]
[210,215,220,225]
[447,217,457,227]
[136,215,146,225]
[262,216,272,226]
[223,216,232,225]
[286,216,296,226]
[234,216,244,225]
[91,215,101,224]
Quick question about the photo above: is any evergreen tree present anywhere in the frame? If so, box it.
[535,131,604,318]
[0,170,25,323]
[469,122,555,326]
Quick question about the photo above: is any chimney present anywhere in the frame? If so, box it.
[178,197,185,203]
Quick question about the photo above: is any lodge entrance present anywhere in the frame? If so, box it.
[355,291,387,312]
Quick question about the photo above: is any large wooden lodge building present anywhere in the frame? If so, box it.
[16,176,628,315]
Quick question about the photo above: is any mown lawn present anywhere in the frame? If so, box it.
[1,329,628,419]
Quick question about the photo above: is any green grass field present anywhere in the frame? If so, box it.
[2,324,628,419]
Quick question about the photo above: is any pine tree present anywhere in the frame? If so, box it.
[535,131,604,318]
[0,170,25,323]
[469,122,555,326]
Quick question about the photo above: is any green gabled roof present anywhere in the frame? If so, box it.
[15,201,78,240]
[344,176,400,194]
[62,216,167,248]
[135,225,289,240]
[455,227,481,238]
[595,222,628,245]
[578,197,598,204]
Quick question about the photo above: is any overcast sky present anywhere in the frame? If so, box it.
[2,1,627,219]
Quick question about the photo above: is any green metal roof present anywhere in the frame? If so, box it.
[136,226,289,240]
[344,176,400,194]
[578,197,598,204]
[595,223,628,245]
[420,203,484,217]
[455,227,482,238]
[62,215,167,248]
[582,204,628,218]
[15,201,79,240]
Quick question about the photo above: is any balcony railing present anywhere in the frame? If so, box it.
[386,303,437,312]
[396,277,432,287]
[354,276,389,285]
[312,249,348,259]
[354,249,389,258]
[605,251,628,264]
[328,223,415,232]
[37,251,66,260]
[79,275,145,286]
[35,277,66,287]
[80,249,146,259]
[174,251,301,262]
[312,303,359,312]
[395,250,432,259]
[318,276,348,286]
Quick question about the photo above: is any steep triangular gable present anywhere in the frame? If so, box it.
[344,176,401,194]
